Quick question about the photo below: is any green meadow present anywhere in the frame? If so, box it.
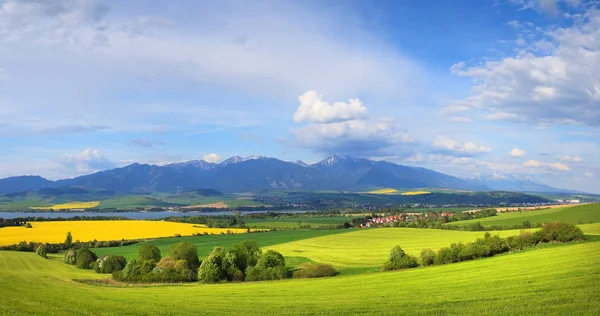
[0,241,598,315]
[1,204,599,315]
[457,204,600,227]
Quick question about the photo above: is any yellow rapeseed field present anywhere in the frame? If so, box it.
[30,201,101,210]
[0,220,248,246]
[401,191,431,195]
[367,188,399,194]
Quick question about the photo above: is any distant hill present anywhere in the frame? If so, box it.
[0,155,576,194]
[0,176,54,195]
[465,172,582,194]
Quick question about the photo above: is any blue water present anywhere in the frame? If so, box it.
[0,210,307,220]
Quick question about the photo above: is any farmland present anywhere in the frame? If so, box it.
[30,201,101,210]
[401,191,431,195]
[0,204,598,314]
[94,229,347,260]
[456,204,600,227]
[0,240,598,315]
[0,220,249,246]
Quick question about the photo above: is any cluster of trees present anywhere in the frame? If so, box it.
[165,213,246,228]
[197,241,286,283]
[113,242,199,283]
[442,220,546,232]
[292,262,336,278]
[383,222,585,271]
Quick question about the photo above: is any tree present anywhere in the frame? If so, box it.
[94,255,126,273]
[383,246,418,270]
[25,223,33,228]
[64,231,73,249]
[169,241,200,269]
[420,249,435,266]
[231,240,262,272]
[75,248,98,269]
[35,244,47,259]
[138,242,161,262]
[255,250,285,269]
[64,249,77,265]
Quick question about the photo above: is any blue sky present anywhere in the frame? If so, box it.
[0,0,598,193]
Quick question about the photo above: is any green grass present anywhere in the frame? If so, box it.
[266,227,533,268]
[0,241,598,315]
[94,229,348,260]
[456,203,600,227]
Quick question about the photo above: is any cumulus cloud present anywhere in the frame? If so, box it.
[560,155,582,162]
[432,135,492,156]
[510,148,526,157]
[202,153,222,163]
[447,7,600,127]
[523,159,570,171]
[293,119,414,156]
[58,149,113,174]
[291,91,414,156]
[294,91,369,124]
[584,171,594,178]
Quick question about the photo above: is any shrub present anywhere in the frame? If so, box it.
[75,248,98,269]
[64,249,77,265]
[383,246,418,271]
[245,266,286,281]
[94,255,126,273]
[174,260,188,272]
[420,249,436,266]
[169,241,200,270]
[507,231,538,250]
[435,247,453,265]
[157,256,176,270]
[138,242,161,262]
[25,223,33,228]
[35,244,47,259]
[537,222,585,242]
[293,262,336,278]
[255,250,285,269]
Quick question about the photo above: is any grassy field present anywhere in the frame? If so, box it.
[265,227,536,268]
[0,221,249,246]
[94,229,347,260]
[456,203,600,227]
[0,241,598,315]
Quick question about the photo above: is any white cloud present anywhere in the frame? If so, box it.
[202,153,222,163]
[448,8,600,126]
[510,148,527,157]
[294,90,368,124]
[432,135,492,156]
[584,171,594,178]
[58,149,113,174]
[450,116,472,123]
[561,155,582,162]
[293,119,414,155]
[523,159,570,171]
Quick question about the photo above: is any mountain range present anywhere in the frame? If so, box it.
[0,155,573,195]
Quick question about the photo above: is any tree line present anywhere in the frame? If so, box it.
[383,222,586,271]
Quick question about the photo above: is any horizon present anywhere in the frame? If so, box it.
[0,0,598,193]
